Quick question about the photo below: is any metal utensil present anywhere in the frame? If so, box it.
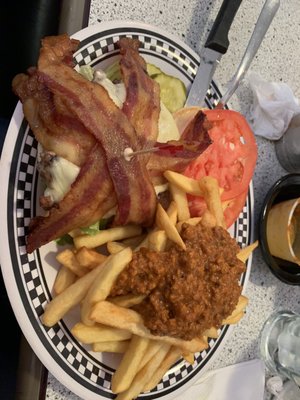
[185,0,243,107]
[216,0,280,108]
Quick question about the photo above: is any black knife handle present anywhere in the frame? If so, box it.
[205,0,243,54]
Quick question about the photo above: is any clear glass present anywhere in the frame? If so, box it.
[260,310,300,387]
[276,380,300,400]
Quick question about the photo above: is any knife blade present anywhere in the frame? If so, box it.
[185,0,243,107]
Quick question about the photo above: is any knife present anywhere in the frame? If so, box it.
[185,0,243,107]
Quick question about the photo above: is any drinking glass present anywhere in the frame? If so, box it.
[260,310,300,387]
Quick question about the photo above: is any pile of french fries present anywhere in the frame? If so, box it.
[41,170,258,400]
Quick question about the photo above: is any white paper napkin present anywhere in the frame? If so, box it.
[247,71,300,140]
[173,359,265,400]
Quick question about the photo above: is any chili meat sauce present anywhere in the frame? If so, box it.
[111,223,245,340]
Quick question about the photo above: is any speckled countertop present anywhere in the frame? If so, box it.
[46,0,300,399]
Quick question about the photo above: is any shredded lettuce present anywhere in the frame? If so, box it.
[55,217,113,246]
[104,60,122,82]
[80,221,100,235]
[78,65,94,81]
[55,234,74,246]
[80,217,113,235]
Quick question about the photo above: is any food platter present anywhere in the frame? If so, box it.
[0,21,254,400]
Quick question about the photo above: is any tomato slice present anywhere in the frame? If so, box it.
[222,189,248,228]
[173,107,257,227]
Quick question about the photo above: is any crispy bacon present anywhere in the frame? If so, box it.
[119,38,160,148]
[147,111,212,174]
[13,34,213,253]
[37,35,157,226]
[26,145,116,253]
[37,34,79,68]
[12,71,96,166]
[181,109,212,141]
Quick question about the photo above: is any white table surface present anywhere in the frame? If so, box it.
[46,0,300,398]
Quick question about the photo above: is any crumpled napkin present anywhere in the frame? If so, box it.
[247,71,300,140]
[173,359,265,400]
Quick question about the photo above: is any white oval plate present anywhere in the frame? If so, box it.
[0,21,254,400]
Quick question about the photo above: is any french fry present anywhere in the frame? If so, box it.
[134,222,169,253]
[75,246,107,269]
[146,230,168,252]
[109,294,146,308]
[80,247,133,326]
[122,234,147,248]
[143,346,182,392]
[133,204,176,252]
[115,343,170,400]
[133,229,168,252]
[107,241,127,254]
[111,335,150,393]
[200,210,217,228]
[163,170,204,196]
[202,336,208,347]
[133,235,149,251]
[203,326,219,339]
[42,261,106,327]
[182,352,194,365]
[222,295,248,325]
[68,228,83,238]
[137,340,164,371]
[90,301,208,353]
[155,203,186,250]
[71,322,132,343]
[56,248,89,277]
[92,340,130,353]
[199,176,225,228]
[166,200,178,224]
[233,295,248,315]
[169,183,190,221]
[237,240,259,263]
[223,311,245,325]
[53,265,77,295]
[73,225,142,249]
[89,300,143,334]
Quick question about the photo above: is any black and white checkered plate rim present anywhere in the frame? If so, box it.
[5,23,254,400]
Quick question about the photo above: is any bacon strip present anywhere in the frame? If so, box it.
[26,145,116,253]
[37,35,157,226]
[12,71,96,166]
[181,109,212,141]
[14,35,213,252]
[147,111,212,174]
[119,38,160,148]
